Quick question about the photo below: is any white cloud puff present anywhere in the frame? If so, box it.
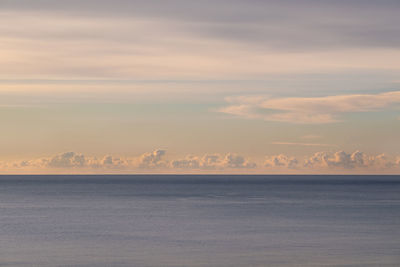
[304,150,395,169]
[136,149,167,169]
[171,153,256,170]
[265,154,299,169]
[200,154,223,169]
[222,153,257,169]
[219,91,400,124]
[171,155,201,169]
[96,155,128,169]
[47,152,87,168]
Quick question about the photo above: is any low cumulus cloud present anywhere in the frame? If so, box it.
[42,152,129,169]
[2,149,399,173]
[4,150,166,170]
[47,152,87,168]
[264,150,399,171]
[304,150,395,169]
[171,155,202,169]
[6,150,257,171]
[136,149,167,169]
[96,155,128,169]
[265,154,299,169]
[219,91,400,124]
[223,153,257,169]
[171,153,256,170]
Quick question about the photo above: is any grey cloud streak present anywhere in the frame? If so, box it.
[2,0,400,51]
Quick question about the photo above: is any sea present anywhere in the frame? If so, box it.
[0,175,399,267]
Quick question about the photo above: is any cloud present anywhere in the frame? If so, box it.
[39,152,128,169]
[2,0,400,51]
[4,150,257,171]
[222,153,257,169]
[305,151,357,168]
[98,155,128,169]
[136,149,167,168]
[1,149,398,173]
[265,155,299,169]
[2,1,400,84]
[304,150,396,169]
[219,91,400,124]
[263,150,398,171]
[201,154,224,169]
[171,153,256,169]
[47,152,87,168]
[5,150,168,170]
[372,154,396,169]
[171,155,201,169]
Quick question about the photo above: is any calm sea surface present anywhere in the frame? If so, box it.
[0,175,399,267]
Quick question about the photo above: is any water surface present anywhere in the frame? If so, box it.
[0,175,399,266]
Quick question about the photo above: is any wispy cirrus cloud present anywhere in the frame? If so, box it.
[219,91,400,124]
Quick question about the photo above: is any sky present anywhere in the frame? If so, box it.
[0,0,399,174]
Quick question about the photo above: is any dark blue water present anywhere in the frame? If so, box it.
[0,175,399,266]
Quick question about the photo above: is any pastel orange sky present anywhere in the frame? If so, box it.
[1,0,399,173]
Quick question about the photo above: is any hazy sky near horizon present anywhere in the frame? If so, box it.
[1,0,400,173]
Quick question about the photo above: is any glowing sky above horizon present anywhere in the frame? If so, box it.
[1,0,400,173]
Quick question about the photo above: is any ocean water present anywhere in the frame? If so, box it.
[0,175,399,267]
